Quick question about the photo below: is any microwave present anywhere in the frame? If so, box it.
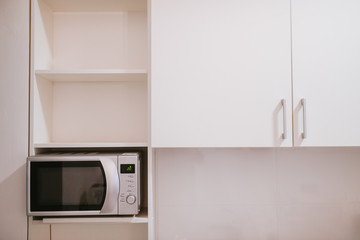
[27,153,141,216]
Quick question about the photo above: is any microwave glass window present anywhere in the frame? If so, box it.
[120,164,135,174]
[30,161,106,211]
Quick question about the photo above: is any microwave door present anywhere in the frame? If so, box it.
[99,158,119,214]
[29,159,116,216]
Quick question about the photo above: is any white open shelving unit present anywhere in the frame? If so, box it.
[29,0,152,239]
[30,0,148,152]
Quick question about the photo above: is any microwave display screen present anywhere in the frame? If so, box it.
[121,164,135,174]
[30,161,106,211]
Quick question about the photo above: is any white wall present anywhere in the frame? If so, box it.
[0,0,29,239]
[156,148,360,240]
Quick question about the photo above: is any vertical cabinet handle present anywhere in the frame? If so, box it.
[301,98,307,139]
[281,99,287,139]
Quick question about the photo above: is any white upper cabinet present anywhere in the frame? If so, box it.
[151,0,292,147]
[292,0,360,146]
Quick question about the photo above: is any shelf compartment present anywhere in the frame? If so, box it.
[34,0,147,70]
[35,69,147,82]
[33,75,148,145]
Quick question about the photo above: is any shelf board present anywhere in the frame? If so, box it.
[34,142,148,149]
[42,208,148,224]
[35,69,147,82]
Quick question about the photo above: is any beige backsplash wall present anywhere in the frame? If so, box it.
[155,148,360,240]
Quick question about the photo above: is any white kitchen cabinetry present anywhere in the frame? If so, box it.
[30,0,148,153]
[29,0,151,239]
[292,0,360,146]
[151,0,292,147]
[151,0,360,147]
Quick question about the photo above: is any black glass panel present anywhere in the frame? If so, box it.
[30,161,106,212]
[120,164,135,174]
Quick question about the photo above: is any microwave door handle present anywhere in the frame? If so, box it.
[100,158,119,214]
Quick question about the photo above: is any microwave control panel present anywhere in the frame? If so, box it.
[118,153,141,215]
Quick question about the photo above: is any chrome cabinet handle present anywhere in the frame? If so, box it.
[281,99,287,139]
[301,98,307,139]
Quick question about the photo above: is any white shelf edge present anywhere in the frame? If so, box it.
[42,216,148,224]
[41,208,149,224]
[35,69,148,74]
[34,69,148,82]
[34,142,148,148]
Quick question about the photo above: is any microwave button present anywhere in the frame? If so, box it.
[126,195,136,205]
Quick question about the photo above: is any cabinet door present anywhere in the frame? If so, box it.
[151,0,292,147]
[51,223,147,240]
[292,0,360,146]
